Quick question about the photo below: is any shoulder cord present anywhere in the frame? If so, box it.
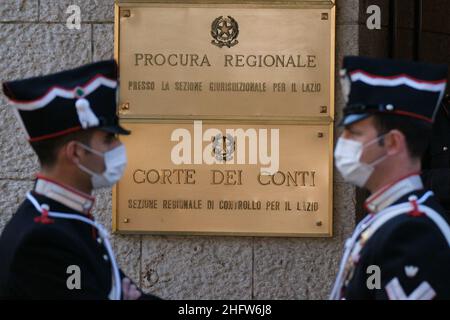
[329,191,449,300]
[26,192,122,300]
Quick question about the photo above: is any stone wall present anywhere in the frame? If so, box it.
[0,0,359,299]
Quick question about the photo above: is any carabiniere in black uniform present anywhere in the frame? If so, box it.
[0,60,159,299]
[331,174,450,299]
[331,56,450,300]
[1,175,124,299]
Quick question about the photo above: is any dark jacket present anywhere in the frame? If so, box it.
[343,189,450,300]
[0,190,159,300]
[422,97,450,212]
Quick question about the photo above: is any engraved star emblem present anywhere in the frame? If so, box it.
[219,20,232,36]
[221,24,230,33]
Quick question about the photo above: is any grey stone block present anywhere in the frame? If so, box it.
[39,0,114,22]
[0,23,91,81]
[0,103,39,180]
[0,0,38,22]
[140,236,253,299]
[93,24,114,61]
[0,180,34,233]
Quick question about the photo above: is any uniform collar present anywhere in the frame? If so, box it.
[33,174,95,215]
[364,173,423,213]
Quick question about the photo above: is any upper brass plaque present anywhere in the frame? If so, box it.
[116,2,335,120]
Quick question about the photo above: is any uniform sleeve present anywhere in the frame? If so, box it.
[374,217,450,300]
[8,226,108,299]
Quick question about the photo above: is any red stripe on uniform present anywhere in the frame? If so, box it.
[28,126,83,142]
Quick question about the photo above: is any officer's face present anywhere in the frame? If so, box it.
[341,116,386,164]
[82,130,121,174]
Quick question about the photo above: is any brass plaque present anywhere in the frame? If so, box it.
[116,1,335,120]
[113,122,333,236]
[114,0,335,237]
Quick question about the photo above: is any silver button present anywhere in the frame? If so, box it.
[103,254,109,261]
[443,146,448,151]
[97,237,102,244]
[386,104,394,111]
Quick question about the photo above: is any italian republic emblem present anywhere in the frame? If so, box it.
[211,16,239,48]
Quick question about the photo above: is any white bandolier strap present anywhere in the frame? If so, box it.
[329,214,375,300]
[364,191,450,247]
[25,192,122,300]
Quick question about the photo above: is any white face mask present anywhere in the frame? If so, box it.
[76,143,127,189]
[334,135,388,188]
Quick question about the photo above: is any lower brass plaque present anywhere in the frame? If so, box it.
[113,122,333,236]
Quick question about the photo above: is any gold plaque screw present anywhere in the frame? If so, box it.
[316,221,323,227]
[320,106,327,113]
[121,10,131,18]
[321,13,329,20]
[317,132,324,138]
[118,102,130,115]
[123,218,130,223]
